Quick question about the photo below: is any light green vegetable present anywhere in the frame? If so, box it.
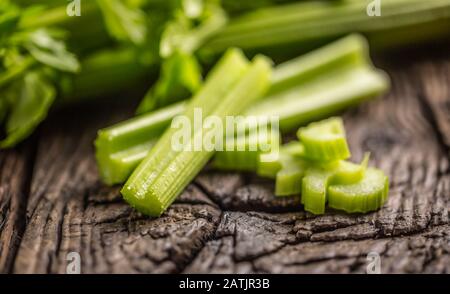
[121,49,272,216]
[250,66,389,132]
[137,1,228,113]
[95,102,186,185]
[0,71,56,148]
[297,117,350,162]
[275,157,307,197]
[301,155,370,215]
[204,0,450,53]
[96,0,147,45]
[213,128,280,172]
[257,141,304,179]
[136,52,202,114]
[95,35,389,184]
[301,166,336,214]
[4,0,450,148]
[328,168,389,213]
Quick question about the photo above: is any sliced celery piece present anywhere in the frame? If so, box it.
[122,51,272,216]
[332,153,369,185]
[256,140,308,197]
[279,141,305,157]
[257,156,282,179]
[275,158,307,197]
[105,140,157,185]
[301,156,370,214]
[328,168,389,213]
[297,117,350,161]
[301,167,335,214]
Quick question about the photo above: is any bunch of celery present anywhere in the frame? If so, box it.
[2,0,450,148]
[96,35,389,185]
[116,38,389,216]
[8,0,447,217]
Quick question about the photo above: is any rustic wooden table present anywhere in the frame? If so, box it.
[1,48,449,274]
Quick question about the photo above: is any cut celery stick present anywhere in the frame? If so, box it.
[122,52,272,216]
[96,47,250,185]
[249,66,390,132]
[328,168,389,213]
[97,65,388,184]
[268,34,370,95]
[95,102,186,185]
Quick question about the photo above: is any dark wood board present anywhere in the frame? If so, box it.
[0,50,449,274]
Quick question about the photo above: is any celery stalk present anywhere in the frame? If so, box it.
[95,102,186,185]
[249,65,389,132]
[267,34,370,95]
[97,66,388,184]
[204,0,450,53]
[121,50,272,216]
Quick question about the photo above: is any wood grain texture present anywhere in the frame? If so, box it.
[0,146,33,273]
[1,54,450,274]
[415,60,450,152]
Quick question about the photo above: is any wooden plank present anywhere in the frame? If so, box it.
[0,145,33,273]
[8,57,450,274]
[12,107,221,274]
[415,60,450,152]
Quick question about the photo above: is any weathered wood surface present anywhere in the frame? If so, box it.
[0,51,449,274]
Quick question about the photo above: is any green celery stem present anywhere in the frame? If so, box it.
[95,35,390,185]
